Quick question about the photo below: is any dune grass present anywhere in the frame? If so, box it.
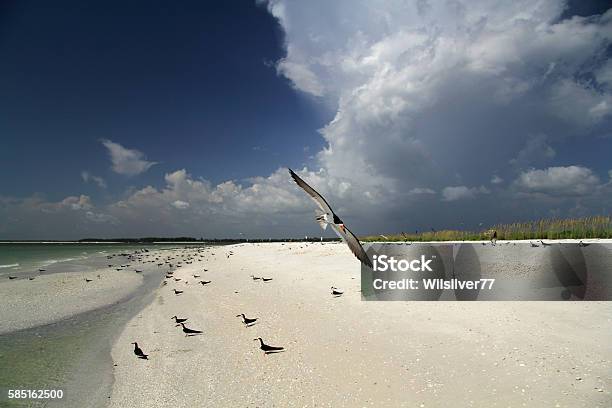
[363,215,612,242]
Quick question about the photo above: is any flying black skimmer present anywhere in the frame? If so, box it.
[578,241,590,247]
[540,240,551,247]
[253,337,284,354]
[176,322,203,336]
[262,277,273,282]
[199,280,212,285]
[173,289,183,295]
[288,169,373,268]
[236,314,258,326]
[131,342,148,359]
[171,316,188,324]
[331,286,344,296]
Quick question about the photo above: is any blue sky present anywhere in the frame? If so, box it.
[1,0,612,239]
[1,1,328,197]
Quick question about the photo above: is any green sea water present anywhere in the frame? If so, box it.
[0,243,198,278]
[0,242,215,407]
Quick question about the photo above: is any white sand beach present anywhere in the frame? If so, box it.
[109,243,611,407]
[0,268,143,335]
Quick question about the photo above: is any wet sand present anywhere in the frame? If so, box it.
[0,269,143,335]
[109,242,611,407]
[0,247,179,408]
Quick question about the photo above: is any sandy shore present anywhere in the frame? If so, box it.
[0,268,143,335]
[109,242,611,407]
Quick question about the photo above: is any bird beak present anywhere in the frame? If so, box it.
[339,224,346,233]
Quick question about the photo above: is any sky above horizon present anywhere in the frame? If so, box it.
[1,0,612,239]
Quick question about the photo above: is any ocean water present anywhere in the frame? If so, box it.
[0,243,197,278]
[0,242,217,407]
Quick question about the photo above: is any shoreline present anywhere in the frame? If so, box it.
[108,242,611,407]
[0,268,143,335]
[0,247,197,407]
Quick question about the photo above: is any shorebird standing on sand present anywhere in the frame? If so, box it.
[288,169,373,268]
[331,286,344,297]
[176,322,203,336]
[253,337,284,354]
[131,342,149,359]
[236,314,258,326]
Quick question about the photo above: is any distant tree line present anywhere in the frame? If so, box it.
[76,237,341,243]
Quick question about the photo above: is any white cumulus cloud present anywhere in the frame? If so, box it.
[101,139,157,176]
[513,165,601,196]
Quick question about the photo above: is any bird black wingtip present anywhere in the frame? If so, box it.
[288,168,298,180]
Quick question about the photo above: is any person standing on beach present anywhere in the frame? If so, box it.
[491,230,497,246]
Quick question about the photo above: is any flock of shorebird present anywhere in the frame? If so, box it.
[128,245,293,360]
[126,236,355,361]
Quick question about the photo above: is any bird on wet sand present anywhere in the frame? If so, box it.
[331,286,344,296]
[250,275,261,281]
[199,280,211,285]
[8,276,17,280]
[289,168,373,268]
[176,322,203,336]
[253,337,284,354]
[236,314,257,326]
[171,316,188,323]
[173,289,183,295]
[85,278,93,283]
[262,277,273,282]
[131,342,148,359]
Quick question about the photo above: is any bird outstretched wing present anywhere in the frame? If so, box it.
[288,169,334,216]
[331,223,373,269]
[289,168,372,269]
